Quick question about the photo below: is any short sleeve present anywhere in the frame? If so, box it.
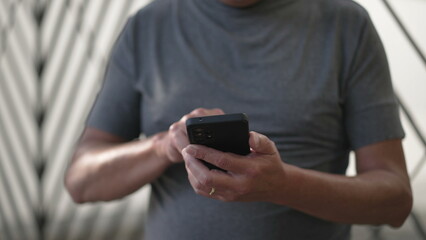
[344,12,404,150]
[86,17,141,140]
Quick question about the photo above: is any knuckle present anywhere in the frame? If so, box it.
[193,181,204,191]
[170,127,184,141]
[182,108,205,121]
[169,122,179,132]
[199,174,212,186]
[181,114,193,122]
[193,108,206,114]
[195,149,206,160]
[212,108,224,114]
[246,165,260,177]
[215,154,229,169]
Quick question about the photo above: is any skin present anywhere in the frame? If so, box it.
[183,130,412,227]
[65,108,224,201]
[65,107,412,228]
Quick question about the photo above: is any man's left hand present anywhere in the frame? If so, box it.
[182,131,287,202]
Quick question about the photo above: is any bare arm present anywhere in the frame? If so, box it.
[275,139,412,227]
[182,132,413,228]
[65,108,225,203]
[64,128,171,203]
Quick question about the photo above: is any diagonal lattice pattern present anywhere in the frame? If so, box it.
[1,1,39,239]
[0,0,425,240]
[1,0,152,239]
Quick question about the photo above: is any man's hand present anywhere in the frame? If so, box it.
[156,108,225,164]
[183,133,412,227]
[65,107,224,203]
[182,131,287,202]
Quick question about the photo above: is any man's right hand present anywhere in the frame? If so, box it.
[156,108,225,164]
[65,107,224,203]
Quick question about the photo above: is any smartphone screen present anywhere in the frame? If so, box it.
[186,113,250,170]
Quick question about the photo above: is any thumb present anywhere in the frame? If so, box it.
[249,131,277,155]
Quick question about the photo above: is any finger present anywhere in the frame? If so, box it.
[181,108,225,122]
[190,108,225,117]
[186,168,234,200]
[182,108,209,122]
[248,131,277,155]
[183,145,247,173]
[186,166,210,195]
[174,129,190,152]
[183,150,235,190]
[208,108,225,115]
[169,122,190,152]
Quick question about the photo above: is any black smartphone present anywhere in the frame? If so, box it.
[186,113,250,170]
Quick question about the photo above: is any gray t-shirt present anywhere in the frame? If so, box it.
[87,0,404,239]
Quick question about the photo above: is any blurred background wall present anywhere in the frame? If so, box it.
[0,0,425,239]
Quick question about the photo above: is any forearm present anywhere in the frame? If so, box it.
[65,133,171,203]
[274,164,412,227]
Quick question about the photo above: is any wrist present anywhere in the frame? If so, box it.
[270,162,300,206]
[151,132,174,167]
